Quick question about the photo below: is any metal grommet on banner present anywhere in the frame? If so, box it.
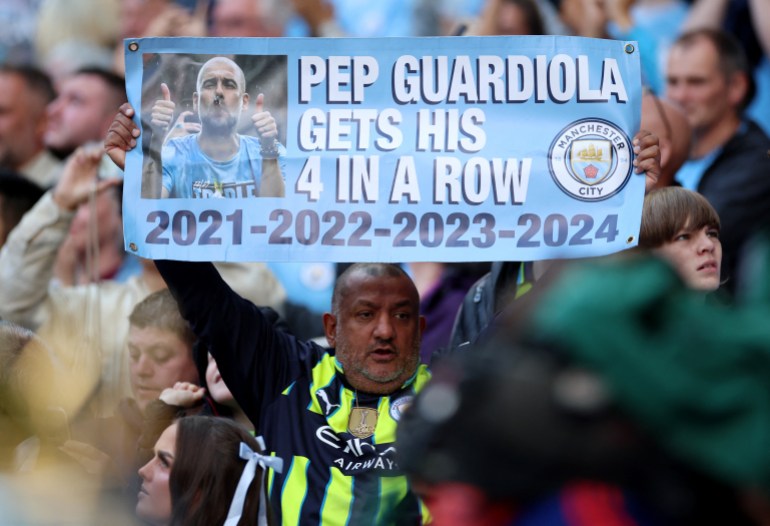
[626,236,635,244]
[129,243,138,251]
[624,43,635,54]
[128,41,140,52]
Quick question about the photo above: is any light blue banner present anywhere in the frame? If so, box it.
[122,36,643,263]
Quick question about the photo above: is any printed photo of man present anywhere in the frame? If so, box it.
[142,54,287,199]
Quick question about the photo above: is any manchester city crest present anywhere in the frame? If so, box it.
[389,396,413,422]
[548,119,632,201]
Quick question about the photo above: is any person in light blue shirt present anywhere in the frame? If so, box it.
[149,56,285,199]
[161,131,286,199]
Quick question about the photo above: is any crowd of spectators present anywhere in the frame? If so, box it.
[2,0,770,524]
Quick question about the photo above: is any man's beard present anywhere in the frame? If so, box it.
[201,107,240,135]
[335,332,420,385]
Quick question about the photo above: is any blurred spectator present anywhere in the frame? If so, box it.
[0,65,61,188]
[666,28,770,295]
[289,0,566,37]
[445,0,569,36]
[266,261,336,314]
[286,0,424,37]
[559,0,609,38]
[52,183,136,286]
[114,0,207,77]
[0,321,64,471]
[41,41,116,91]
[44,68,127,160]
[0,321,136,524]
[34,0,119,83]
[62,289,200,493]
[0,169,44,248]
[0,145,286,417]
[131,313,287,495]
[289,0,344,36]
[447,260,533,353]
[0,0,39,64]
[41,68,137,285]
[120,0,177,42]
[409,262,489,363]
[683,0,770,135]
[604,0,690,94]
[467,0,548,36]
[210,0,290,37]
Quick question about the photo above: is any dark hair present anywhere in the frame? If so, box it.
[331,263,414,314]
[129,289,195,348]
[169,416,269,526]
[73,66,128,107]
[0,64,56,103]
[639,187,720,249]
[0,170,45,246]
[672,28,756,110]
[501,0,545,35]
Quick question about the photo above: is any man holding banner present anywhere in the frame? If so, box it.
[146,55,286,199]
[109,35,663,524]
[117,103,432,525]
[106,99,660,525]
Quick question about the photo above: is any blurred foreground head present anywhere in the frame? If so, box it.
[0,322,62,466]
[398,240,770,525]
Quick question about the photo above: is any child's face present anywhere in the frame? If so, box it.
[205,353,235,406]
[654,224,722,291]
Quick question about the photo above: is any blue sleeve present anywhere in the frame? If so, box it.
[161,142,177,196]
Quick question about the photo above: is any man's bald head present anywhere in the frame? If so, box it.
[331,263,418,315]
[196,56,246,94]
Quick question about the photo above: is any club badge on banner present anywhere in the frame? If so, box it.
[121,36,643,263]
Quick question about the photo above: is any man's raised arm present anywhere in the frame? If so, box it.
[105,100,169,199]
